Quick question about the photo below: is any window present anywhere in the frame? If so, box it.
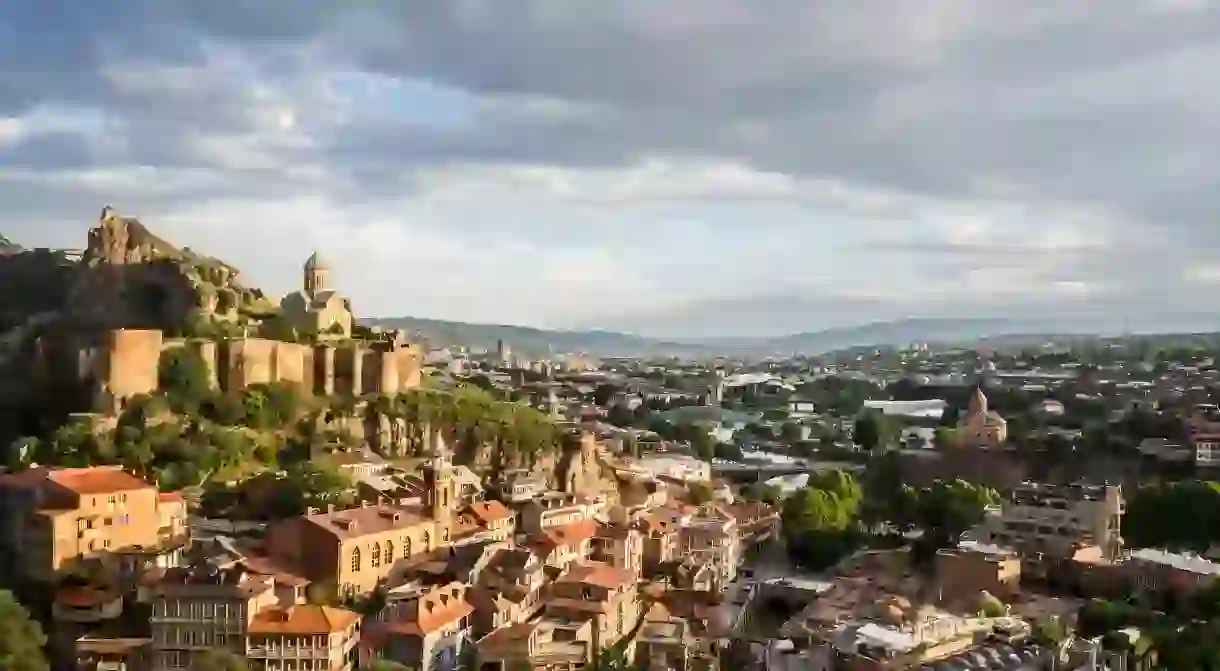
[403,537,411,557]
[422,531,431,551]
[350,547,361,572]
[371,544,381,568]
[385,540,394,562]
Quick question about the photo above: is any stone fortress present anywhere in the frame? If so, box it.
[17,207,422,416]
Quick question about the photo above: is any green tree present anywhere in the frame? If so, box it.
[900,479,1001,548]
[854,411,895,452]
[158,347,213,412]
[781,470,864,569]
[0,590,49,671]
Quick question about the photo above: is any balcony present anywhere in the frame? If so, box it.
[246,646,329,660]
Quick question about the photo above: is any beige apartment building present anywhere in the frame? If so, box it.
[980,482,1125,560]
[468,549,548,638]
[476,561,642,670]
[266,450,458,595]
[149,562,360,671]
[0,466,186,582]
[520,492,596,534]
[362,582,474,671]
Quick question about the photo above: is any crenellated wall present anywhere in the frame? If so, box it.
[84,329,423,415]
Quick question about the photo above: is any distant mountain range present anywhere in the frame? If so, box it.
[363,315,1201,358]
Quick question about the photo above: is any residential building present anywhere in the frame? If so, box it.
[520,492,596,534]
[980,482,1125,560]
[0,466,186,582]
[529,519,599,572]
[462,500,516,544]
[246,605,362,671]
[364,582,474,671]
[149,562,358,671]
[468,549,547,638]
[679,505,741,589]
[1126,548,1220,600]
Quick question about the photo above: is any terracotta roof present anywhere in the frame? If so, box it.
[467,500,513,524]
[158,491,185,503]
[383,583,473,637]
[303,504,432,540]
[557,561,632,590]
[532,518,599,551]
[248,605,359,635]
[49,467,152,495]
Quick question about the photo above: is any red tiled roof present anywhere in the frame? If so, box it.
[558,561,632,590]
[248,605,359,634]
[532,518,599,551]
[467,500,513,524]
[49,467,152,495]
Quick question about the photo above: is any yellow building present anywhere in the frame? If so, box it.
[0,466,186,582]
[265,450,457,595]
[279,251,354,338]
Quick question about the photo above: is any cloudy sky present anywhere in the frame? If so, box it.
[3,1,1220,338]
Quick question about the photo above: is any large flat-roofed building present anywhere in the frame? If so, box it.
[979,482,1125,560]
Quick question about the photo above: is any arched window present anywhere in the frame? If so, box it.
[402,536,411,558]
[385,540,394,563]
[371,544,381,568]
[422,530,431,551]
[350,547,361,572]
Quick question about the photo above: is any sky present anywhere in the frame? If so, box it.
[3,1,1220,339]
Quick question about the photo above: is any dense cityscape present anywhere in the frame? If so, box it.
[6,3,1220,670]
[1,209,1219,671]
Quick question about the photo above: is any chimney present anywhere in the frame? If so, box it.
[326,504,336,515]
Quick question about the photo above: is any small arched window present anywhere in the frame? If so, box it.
[371,544,381,568]
[422,530,431,551]
[403,536,412,558]
[385,540,394,563]
[350,547,361,572]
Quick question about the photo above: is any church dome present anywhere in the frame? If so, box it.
[304,250,329,270]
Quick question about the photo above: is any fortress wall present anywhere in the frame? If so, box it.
[394,346,423,391]
[334,347,360,395]
[376,350,399,394]
[313,346,335,396]
[271,341,313,390]
[93,329,162,414]
[226,338,275,390]
[361,350,382,395]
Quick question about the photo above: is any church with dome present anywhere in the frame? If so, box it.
[955,386,1008,449]
[278,251,354,339]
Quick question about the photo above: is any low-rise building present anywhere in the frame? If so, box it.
[0,466,186,582]
[364,583,474,671]
[980,481,1125,560]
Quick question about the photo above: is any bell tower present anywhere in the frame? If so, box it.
[303,251,330,297]
[423,428,456,534]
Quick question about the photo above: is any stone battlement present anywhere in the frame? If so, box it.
[89,328,423,415]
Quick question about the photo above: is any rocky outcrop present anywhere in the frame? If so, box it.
[66,206,276,331]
